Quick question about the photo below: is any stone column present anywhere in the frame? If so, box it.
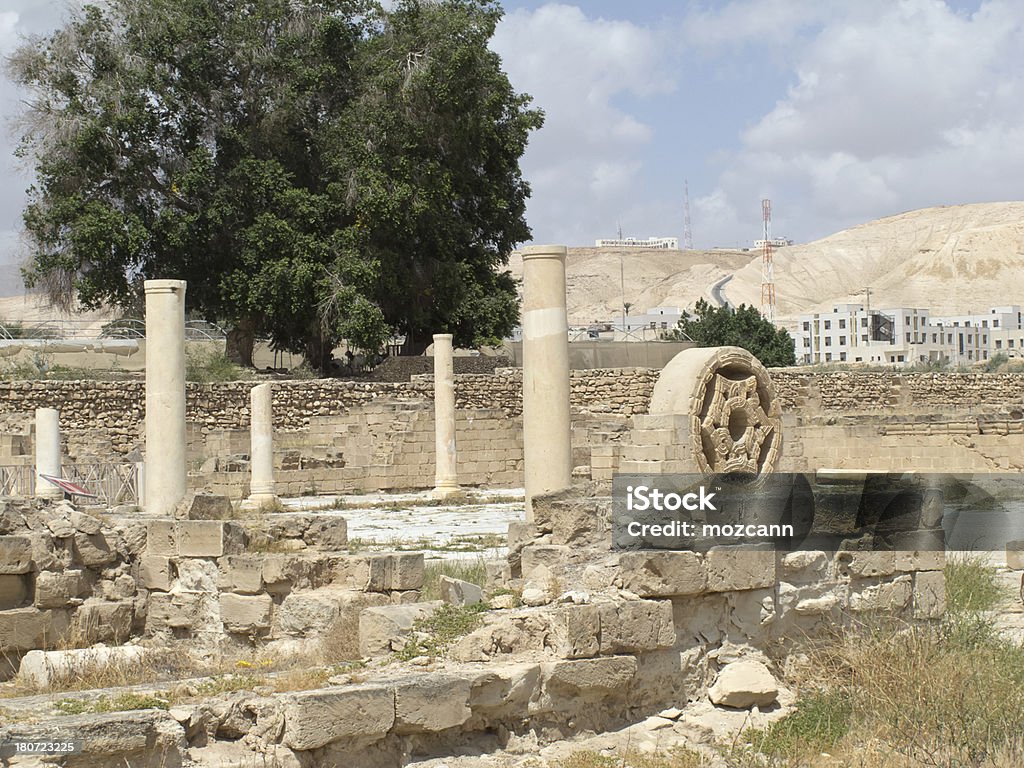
[34,408,62,499]
[144,279,187,516]
[246,382,279,509]
[521,245,572,518]
[432,333,460,498]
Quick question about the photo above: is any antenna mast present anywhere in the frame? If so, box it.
[683,180,693,250]
[761,199,776,324]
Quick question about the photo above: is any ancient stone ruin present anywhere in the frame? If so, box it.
[0,250,1016,767]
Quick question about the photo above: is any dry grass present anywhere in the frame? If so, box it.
[554,748,712,768]
[420,557,490,601]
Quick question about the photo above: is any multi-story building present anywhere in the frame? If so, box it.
[794,304,1024,366]
[594,237,679,249]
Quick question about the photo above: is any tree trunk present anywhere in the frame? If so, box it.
[304,333,332,376]
[225,317,256,367]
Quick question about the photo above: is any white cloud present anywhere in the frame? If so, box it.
[696,0,1024,246]
[491,3,676,245]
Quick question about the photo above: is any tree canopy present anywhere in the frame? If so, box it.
[665,299,797,367]
[10,0,542,370]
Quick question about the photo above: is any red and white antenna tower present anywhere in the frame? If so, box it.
[761,198,776,324]
[683,180,694,250]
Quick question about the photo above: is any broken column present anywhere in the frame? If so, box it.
[34,408,62,499]
[521,244,572,518]
[144,279,187,516]
[246,382,279,509]
[432,333,460,498]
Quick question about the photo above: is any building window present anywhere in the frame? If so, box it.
[932,333,937,343]
[802,322,810,331]
[855,357,863,362]
[824,337,832,346]
[825,353,832,362]
[861,334,868,342]
[1010,340,1016,348]
[861,318,868,327]
[994,319,1000,327]
[906,333,911,342]
[803,338,810,346]
[947,334,953,343]
[996,340,1003,349]
[898,355,905,362]
[839,336,847,345]
[824,320,831,330]
[839,319,846,329]
[840,352,847,361]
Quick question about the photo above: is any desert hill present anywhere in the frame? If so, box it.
[511,202,1024,328]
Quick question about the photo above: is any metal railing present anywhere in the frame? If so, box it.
[0,463,140,506]
[0,319,227,342]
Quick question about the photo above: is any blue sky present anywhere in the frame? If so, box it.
[0,0,1021,294]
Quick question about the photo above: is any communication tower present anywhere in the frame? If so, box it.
[761,199,776,324]
[683,180,694,250]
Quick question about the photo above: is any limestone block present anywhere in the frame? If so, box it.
[546,656,638,696]
[146,591,211,631]
[139,555,174,591]
[34,569,91,609]
[281,685,395,751]
[439,576,483,607]
[849,575,912,613]
[394,674,472,733]
[468,663,542,718]
[1006,540,1024,570]
[780,550,828,578]
[551,604,600,659]
[263,553,335,593]
[598,600,675,654]
[176,521,246,557]
[520,545,571,578]
[176,492,233,520]
[708,659,779,709]
[73,532,117,567]
[912,570,946,619]
[220,593,273,634]
[146,520,177,556]
[0,535,32,574]
[218,555,263,594]
[619,551,706,597]
[358,602,441,657]
[894,549,945,572]
[74,598,133,643]
[837,551,897,579]
[364,552,424,592]
[70,510,103,535]
[706,547,776,592]
[174,558,219,592]
[18,645,148,688]
[303,517,348,549]
[0,607,71,651]
[274,586,386,638]
[0,574,30,610]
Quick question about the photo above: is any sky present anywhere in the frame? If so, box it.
[0,0,1022,295]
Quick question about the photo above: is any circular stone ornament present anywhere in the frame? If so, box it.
[648,346,783,476]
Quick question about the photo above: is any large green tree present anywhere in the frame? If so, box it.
[666,299,797,367]
[10,0,541,370]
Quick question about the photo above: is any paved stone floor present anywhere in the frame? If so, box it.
[285,488,525,561]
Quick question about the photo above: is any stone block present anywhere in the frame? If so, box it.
[439,576,483,607]
[619,551,706,597]
[219,555,263,594]
[894,548,945,572]
[1006,540,1024,570]
[275,586,386,638]
[468,663,542,718]
[146,591,211,631]
[709,659,779,709]
[359,602,441,657]
[520,545,571,579]
[74,598,133,643]
[912,570,946,619]
[598,600,675,654]
[73,532,117,567]
[551,604,600,659]
[70,510,103,535]
[138,555,174,591]
[0,535,32,574]
[18,645,148,688]
[264,553,335,593]
[394,674,472,733]
[364,553,424,592]
[837,550,897,578]
[546,656,638,696]
[849,575,912,613]
[780,550,828,578]
[146,520,177,556]
[303,517,348,549]
[706,546,776,592]
[0,607,71,651]
[175,492,233,520]
[34,569,91,609]
[176,521,246,557]
[220,593,273,634]
[282,685,395,750]
[0,574,29,610]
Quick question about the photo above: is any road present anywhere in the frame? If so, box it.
[708,274,734,308]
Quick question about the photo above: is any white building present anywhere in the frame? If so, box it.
[595,237,679,249]
[794,303,1024,366]
[753,237,793,249]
